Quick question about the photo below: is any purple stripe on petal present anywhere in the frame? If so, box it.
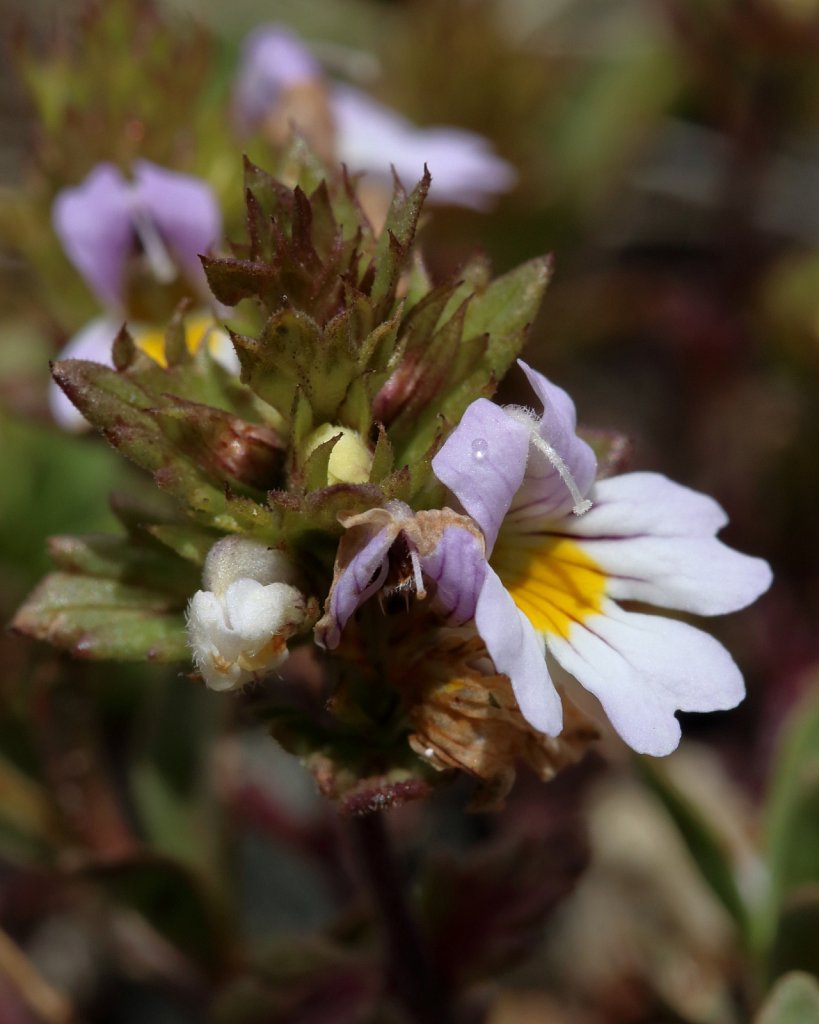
[53,164,135,308]
[547,599,745,756]
[317,525,395,649]
[475,567,563,735]
[421,526,488,625]
[432,398,530,553]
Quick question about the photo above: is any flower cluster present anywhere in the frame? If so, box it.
[15,149,771,807]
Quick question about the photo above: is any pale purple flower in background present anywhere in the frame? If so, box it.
[233,24,517,209]
[431,361,773,756]
[54,160,220,309]
[233,25,323,135]
[50,161,236,429]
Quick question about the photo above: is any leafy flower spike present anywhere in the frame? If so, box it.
[432,361,773,756]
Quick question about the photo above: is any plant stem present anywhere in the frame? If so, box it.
[348,812,452,1024]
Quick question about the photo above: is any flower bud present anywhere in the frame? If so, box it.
[305,424,373,485]
[187,537,306,691]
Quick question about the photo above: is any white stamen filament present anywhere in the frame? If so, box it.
[409,547,426,599]
[529,431,592,515]
[131,206,177,284]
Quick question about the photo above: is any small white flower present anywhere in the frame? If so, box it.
[187,538,307,692]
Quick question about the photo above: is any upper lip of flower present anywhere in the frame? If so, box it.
[52,159,222,311]
[430,359,773,756]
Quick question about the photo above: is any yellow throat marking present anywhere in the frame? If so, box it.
[492,533,606,639]
[133,314,218,367]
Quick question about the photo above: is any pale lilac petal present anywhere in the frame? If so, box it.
[475,567,563,735]
[133,160,221,294]
[547,599,745,756]
[420,526,487,625]
[580,535,772,615]
[561,472,729,539]
[53,164,134,307]
[330,84,516,209]
[504,360,597,524]
[234,25,322,132]
[319,527,395,649]
[554,471,772,615]
[49,316,121,430]
[431,398,531,553]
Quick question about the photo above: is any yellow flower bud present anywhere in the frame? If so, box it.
[305,424,373,485]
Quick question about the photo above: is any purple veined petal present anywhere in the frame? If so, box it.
[233,24,323,133]
[53,164,135,308]
[547,598,745,756]
[330,84,516,209]
[575,535,772,617]
[431,398,531,553]
[49,315,121,430]
[556,472,773,615]
[419,525,488,625]
[559,471,729,539]
[475,567,563,735]
[132,161,221,296]
[503,361,597,525]
[316,525,396,649]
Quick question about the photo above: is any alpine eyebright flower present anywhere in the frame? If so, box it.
[315,502,488,651]
[431,361,773,756]
[233,24,516,209]
[50,160,236,429]
[187,537,309,692]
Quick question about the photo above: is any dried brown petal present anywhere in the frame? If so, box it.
[402,633,598,810]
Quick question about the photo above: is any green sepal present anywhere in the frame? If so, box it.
[368,426,395,484]
[394,255,553,467]
[147,524,221,566]
[47,533,200,597]
[303,434,341,493]
[464,254,553,375]
[370,169,431,318]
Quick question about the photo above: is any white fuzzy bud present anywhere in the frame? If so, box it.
[187,538,306,691]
